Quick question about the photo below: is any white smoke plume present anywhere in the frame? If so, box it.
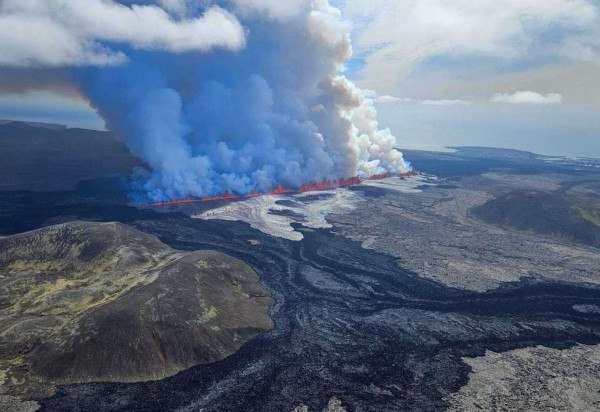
[0,0,411,201]
[0,0,245,67]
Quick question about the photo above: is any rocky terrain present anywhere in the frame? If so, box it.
[0,222,273,402]
[471,189,600,248]
[196,189,363,241]
[30,210,600,411]
[293,398,347,412]
[0,142,598,411]
[447,344,600,411]
[194,176,432,242]
[329,176,600,291]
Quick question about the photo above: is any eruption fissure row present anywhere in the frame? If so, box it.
[146,171,418,207]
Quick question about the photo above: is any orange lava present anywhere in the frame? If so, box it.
[147,197,201,207]
[145,171,418,207]
[297,176,362,193]
[268,183,294,195]
[368,172,392,180]
[200,191,236,202]
[244,191,264,198]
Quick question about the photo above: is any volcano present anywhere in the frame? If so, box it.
[146,172,419,208]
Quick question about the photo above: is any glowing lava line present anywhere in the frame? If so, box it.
[145,172,418,207]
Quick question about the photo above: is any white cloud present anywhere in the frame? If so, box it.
[491,91,563,105]
[360,88,378,99]
[340,0,600,91]
[0,0,245,67]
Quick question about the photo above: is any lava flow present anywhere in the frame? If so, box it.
[145,171,418,207]
[368,172,392,180]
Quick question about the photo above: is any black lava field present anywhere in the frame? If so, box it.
[24,205,600,412]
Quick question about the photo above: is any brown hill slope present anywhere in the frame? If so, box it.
[0,222,273,399]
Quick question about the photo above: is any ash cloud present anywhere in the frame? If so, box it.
[0,0,410,201]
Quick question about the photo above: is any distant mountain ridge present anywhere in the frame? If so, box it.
[0,119,68,130]
[471,190,600,248]
[0,121,139,192]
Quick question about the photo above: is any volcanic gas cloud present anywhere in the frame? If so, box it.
[148,172,417,208]
[0,0,411,201]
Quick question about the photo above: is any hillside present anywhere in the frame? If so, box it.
[0,121,139,191]
[470,190,600,248]
[0,222,273,400]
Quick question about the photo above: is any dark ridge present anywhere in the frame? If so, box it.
[402,147,600,178]
[0,119,68,130]
[470,190,600,248]
[0,122,140,192]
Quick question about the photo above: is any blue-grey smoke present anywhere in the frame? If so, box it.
[77,1,410,201]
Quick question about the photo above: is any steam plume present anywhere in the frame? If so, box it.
[1,0,410,200]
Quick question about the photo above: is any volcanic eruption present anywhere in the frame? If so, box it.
[0,0,411,201]
[146,172,418,208]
